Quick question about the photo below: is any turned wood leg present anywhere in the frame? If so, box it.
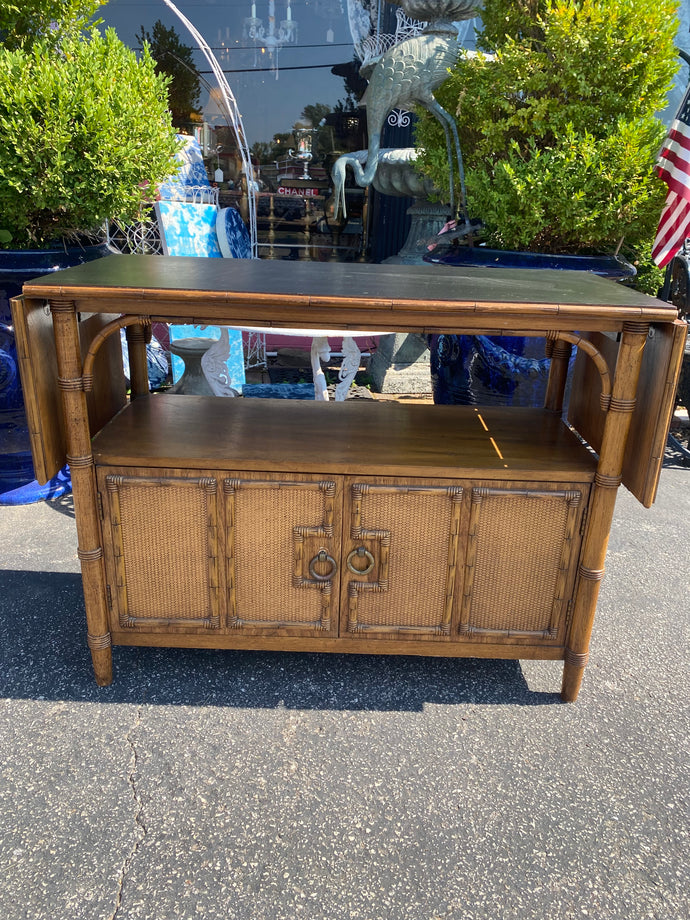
[51,300,113,686]
[85,629,114,687]
[125,321,150,399]
[562,321,649,702]
[544,335,573,413]
[561,646,590,702]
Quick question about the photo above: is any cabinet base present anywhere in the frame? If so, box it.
[97,634,579,699]
[110,630,566,660]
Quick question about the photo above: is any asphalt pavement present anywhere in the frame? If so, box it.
[1,447,688,920]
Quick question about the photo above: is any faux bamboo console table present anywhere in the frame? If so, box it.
[13,255,686,701]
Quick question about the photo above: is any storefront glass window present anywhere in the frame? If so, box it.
[100,1,479,261]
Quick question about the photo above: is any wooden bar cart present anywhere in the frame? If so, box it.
[12,256,686,701]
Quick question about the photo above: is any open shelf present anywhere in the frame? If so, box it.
[92,394,597,482]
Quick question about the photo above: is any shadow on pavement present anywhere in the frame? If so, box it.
[0,568,562,710]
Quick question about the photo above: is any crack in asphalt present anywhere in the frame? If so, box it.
[109,704,146,920]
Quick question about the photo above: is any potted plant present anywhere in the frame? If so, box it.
[412,0,680,403]
[0,0,179,499]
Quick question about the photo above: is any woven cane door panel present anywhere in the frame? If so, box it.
[100,471,221,630]
[460,484,585,641]
[341,480,464,637]
[224,476,340,634]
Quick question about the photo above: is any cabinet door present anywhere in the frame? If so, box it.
[223,475,341,635]
[459,483,587,643]
[98,469,222,631]
[340,479,465,638]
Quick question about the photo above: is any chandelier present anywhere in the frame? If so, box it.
[243,1,298,76]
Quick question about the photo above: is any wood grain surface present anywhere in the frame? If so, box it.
[22,255,677,333]
[92,396,597,481]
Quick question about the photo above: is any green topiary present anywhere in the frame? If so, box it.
[0,23,179,249]
[0,2,106,48]
[414,0,680,293]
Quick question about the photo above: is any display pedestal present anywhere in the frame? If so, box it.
[168,338,217,396]
[368,200,449,394]
[367,333,431,395]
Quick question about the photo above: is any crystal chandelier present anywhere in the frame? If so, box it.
[243,1,298,77]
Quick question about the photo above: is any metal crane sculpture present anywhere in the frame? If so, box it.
[332,0,480,224]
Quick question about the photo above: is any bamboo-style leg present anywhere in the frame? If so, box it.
[51,299,113,686]
[544,334,573,413]
[125,321,150,399]
[562,321,649,701]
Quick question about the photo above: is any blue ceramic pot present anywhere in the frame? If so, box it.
[0,243,111,502]
[423,246,637,278]
[423,248,636,407]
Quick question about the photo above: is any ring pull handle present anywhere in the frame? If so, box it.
[308,549,338,582]
[346,546,375,576]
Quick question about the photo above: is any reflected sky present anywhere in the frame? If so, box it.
[100,0,358,146]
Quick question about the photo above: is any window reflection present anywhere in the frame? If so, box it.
[100,1,479,262]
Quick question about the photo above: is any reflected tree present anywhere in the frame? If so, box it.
[137,19,202,130]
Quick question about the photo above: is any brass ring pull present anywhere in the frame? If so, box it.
[308,550,338,582]
[346,546,375,576]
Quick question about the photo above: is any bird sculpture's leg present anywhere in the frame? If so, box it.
[311,336,331,401]
[425,97,469,223]
[442,119,456,217]
[446,111,469,224]
[355,133,381,188]
[331,150,369,221]
[331,158,349,221]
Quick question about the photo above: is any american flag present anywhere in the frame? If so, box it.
[652,82,690,267]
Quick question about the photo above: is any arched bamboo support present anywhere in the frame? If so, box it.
[546,331,612,413]
[82,315,151,392]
